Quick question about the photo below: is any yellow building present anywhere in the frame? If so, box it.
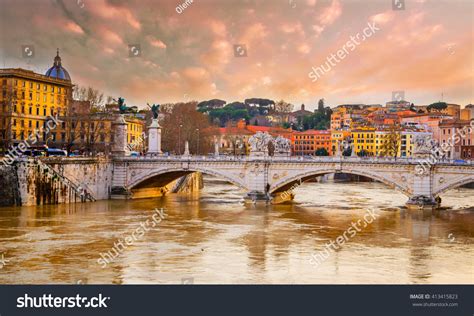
[64,103,147,154]
[374,129,431,157]
[125,115,146,151]
[0,51,72,152]
[351,127,376,156]
[330,130,351,154]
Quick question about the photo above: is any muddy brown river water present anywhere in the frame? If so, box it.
[0,178,472,284]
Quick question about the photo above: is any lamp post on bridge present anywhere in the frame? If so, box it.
[196,128,200,155]
[178,124,183,155]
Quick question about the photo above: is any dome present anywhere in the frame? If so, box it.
[45,49,71,81]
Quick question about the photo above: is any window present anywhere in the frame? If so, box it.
[43,85,47,92]
[43,95,47,102]
[28,121,32,128]
[36,108,39,115]
[29,82,33,89]
[43,109,46,116]
[36,83,40,90]
[29,107,32,115]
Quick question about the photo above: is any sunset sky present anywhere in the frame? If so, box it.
[0,0,472,110]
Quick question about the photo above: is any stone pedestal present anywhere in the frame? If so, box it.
[112,115,127,157]
[147,119,162,156]
[183,141,190,157]
[214,141,219,157]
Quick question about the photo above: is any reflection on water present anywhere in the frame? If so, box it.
[0,178,473,284]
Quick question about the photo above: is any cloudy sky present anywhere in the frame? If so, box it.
[0,0,472,110]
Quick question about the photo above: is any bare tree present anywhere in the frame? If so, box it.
[161,102,217,154]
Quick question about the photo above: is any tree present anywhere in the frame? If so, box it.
[274,100,294,113]
[427,102,447,113]
[64,86,110,154]
[72,86,106,111]
[161,102,216,154]
[317,98,325,113]
[379,126,401,158]
[197,99,226,112]
[244,98,275,115]
[315,148,329,156]
[357,149,369,157]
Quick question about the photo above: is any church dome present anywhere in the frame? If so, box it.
[45,49,71,81]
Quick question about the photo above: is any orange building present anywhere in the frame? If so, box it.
[292,130,332,156]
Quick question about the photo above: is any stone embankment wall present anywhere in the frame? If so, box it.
[16,158,112,206]
[0,158,203,206]
[0,165,22,206]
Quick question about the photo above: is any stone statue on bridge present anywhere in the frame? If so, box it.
[273,135,291,157]
[147,103,160,119]
[413,134,435,158]
[114,97,138,114]
[248,132,273,157]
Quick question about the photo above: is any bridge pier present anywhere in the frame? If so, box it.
[243,191,270,204]
[406,195,438,211]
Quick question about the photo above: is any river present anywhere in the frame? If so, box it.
[0,177,472,284]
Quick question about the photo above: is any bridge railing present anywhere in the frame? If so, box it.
[117,154,474,166]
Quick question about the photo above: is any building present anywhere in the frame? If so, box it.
[217,120,293,155]
[330,130,351,154]
[330,104,368,130]
[416,103,461,119]
[374,129,431,157]
[292,129,331,156]
[351,127,376,156]
[288,104,312,125]
[386,100,411,111]
[438,119,473,160]
[460,104,474,120]
[0,50,72,152]
[62,100,146,154]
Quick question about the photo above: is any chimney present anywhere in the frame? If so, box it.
[301,104,305,111]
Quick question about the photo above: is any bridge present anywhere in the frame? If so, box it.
[110,155,474,209]
[107,115,474,209]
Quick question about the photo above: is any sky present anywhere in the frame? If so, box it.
[0,0,472,111]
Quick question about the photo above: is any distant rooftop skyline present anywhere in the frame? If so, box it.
[0,0,472,110]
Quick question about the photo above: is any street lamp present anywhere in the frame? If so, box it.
[178,124,183,155]
[45,135,53,148]
[196,128,200,155]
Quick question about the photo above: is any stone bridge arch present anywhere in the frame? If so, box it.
[269,166,412,197]
[127,166,247,191]
[432,174,474,197]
